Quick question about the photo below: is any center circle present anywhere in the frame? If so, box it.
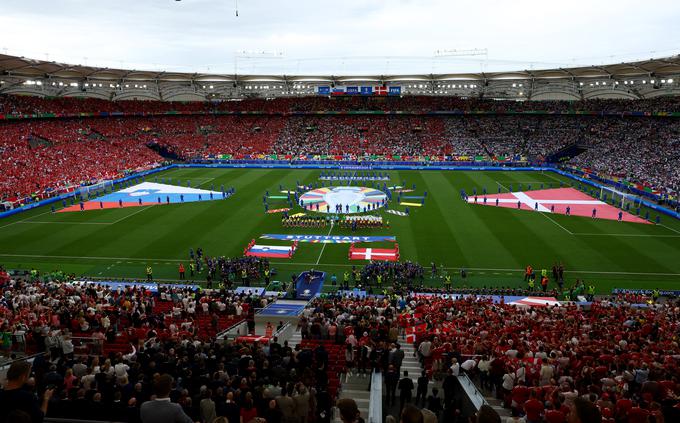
[299,186,387,214]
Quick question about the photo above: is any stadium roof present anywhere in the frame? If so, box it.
[1,53,679,101]
[2,53,680,83]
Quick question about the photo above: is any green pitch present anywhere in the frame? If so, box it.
[1,168,679,294]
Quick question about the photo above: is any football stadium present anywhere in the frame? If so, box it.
[0,2,679,423]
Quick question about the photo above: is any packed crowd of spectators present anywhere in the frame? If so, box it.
[0,118,163,202]
[0,273,271,354]
[0,267,342,423]
[3,94,680,115]
[2,257,680,423]
[568,118,680,196]
[304,291,680,423]
[2,94,680,202]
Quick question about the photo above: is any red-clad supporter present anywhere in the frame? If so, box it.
[524,391,545,423]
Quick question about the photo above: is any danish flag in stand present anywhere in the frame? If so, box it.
[374,86,387,95]
[405,323,427,343]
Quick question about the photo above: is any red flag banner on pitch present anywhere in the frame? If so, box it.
[348,242,400,262]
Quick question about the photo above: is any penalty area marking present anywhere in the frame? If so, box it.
[543,172,566,184]
[109,205,154,225]
[0,209,57,230]
[194,177,216,187]
[18,221,113,225]
[572,232,680,238]
[661,224,680,235]
[0,253,679,277]
[4,205,154,227]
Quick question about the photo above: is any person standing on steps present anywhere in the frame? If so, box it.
[398,370,414,411]
[415,370,429,406]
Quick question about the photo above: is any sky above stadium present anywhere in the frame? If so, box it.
[2,0,679,75]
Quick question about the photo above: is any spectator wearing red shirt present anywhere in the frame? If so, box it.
[523,391,544,423]
[614,395,633,421]
[240,393,258,423]
[511,384,530,410]
[569,397,601,423]
[545,408,566,423]
[626,406,649,423]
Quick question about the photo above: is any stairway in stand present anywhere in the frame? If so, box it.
[288,331,352,423]
[485,396,511,418]
[381,337,441,419]
[338,373,371,421]
[288,330,302,348]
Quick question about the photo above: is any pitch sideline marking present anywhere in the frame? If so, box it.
[315,221,334,265]
[0,253,679,277]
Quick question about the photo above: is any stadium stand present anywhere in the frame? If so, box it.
[1,257,680,423]
[3,94,680,115]
[300,292,680,423]
[1,94,680,205]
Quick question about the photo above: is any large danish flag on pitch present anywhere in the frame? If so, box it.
[467,187,649,224]
[350,247,398,261]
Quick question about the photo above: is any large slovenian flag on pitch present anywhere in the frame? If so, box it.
[60,182,226,212]
[247,245,294,258]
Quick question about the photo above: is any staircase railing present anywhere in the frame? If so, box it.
[368,370,383,423]
[216,319,249,340]
[272,322,295,344]
[457,373,488,410]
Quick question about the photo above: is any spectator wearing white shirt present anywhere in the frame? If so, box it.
[461,358,477,374]
[417,339,432,364]
[450,358,460,376]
